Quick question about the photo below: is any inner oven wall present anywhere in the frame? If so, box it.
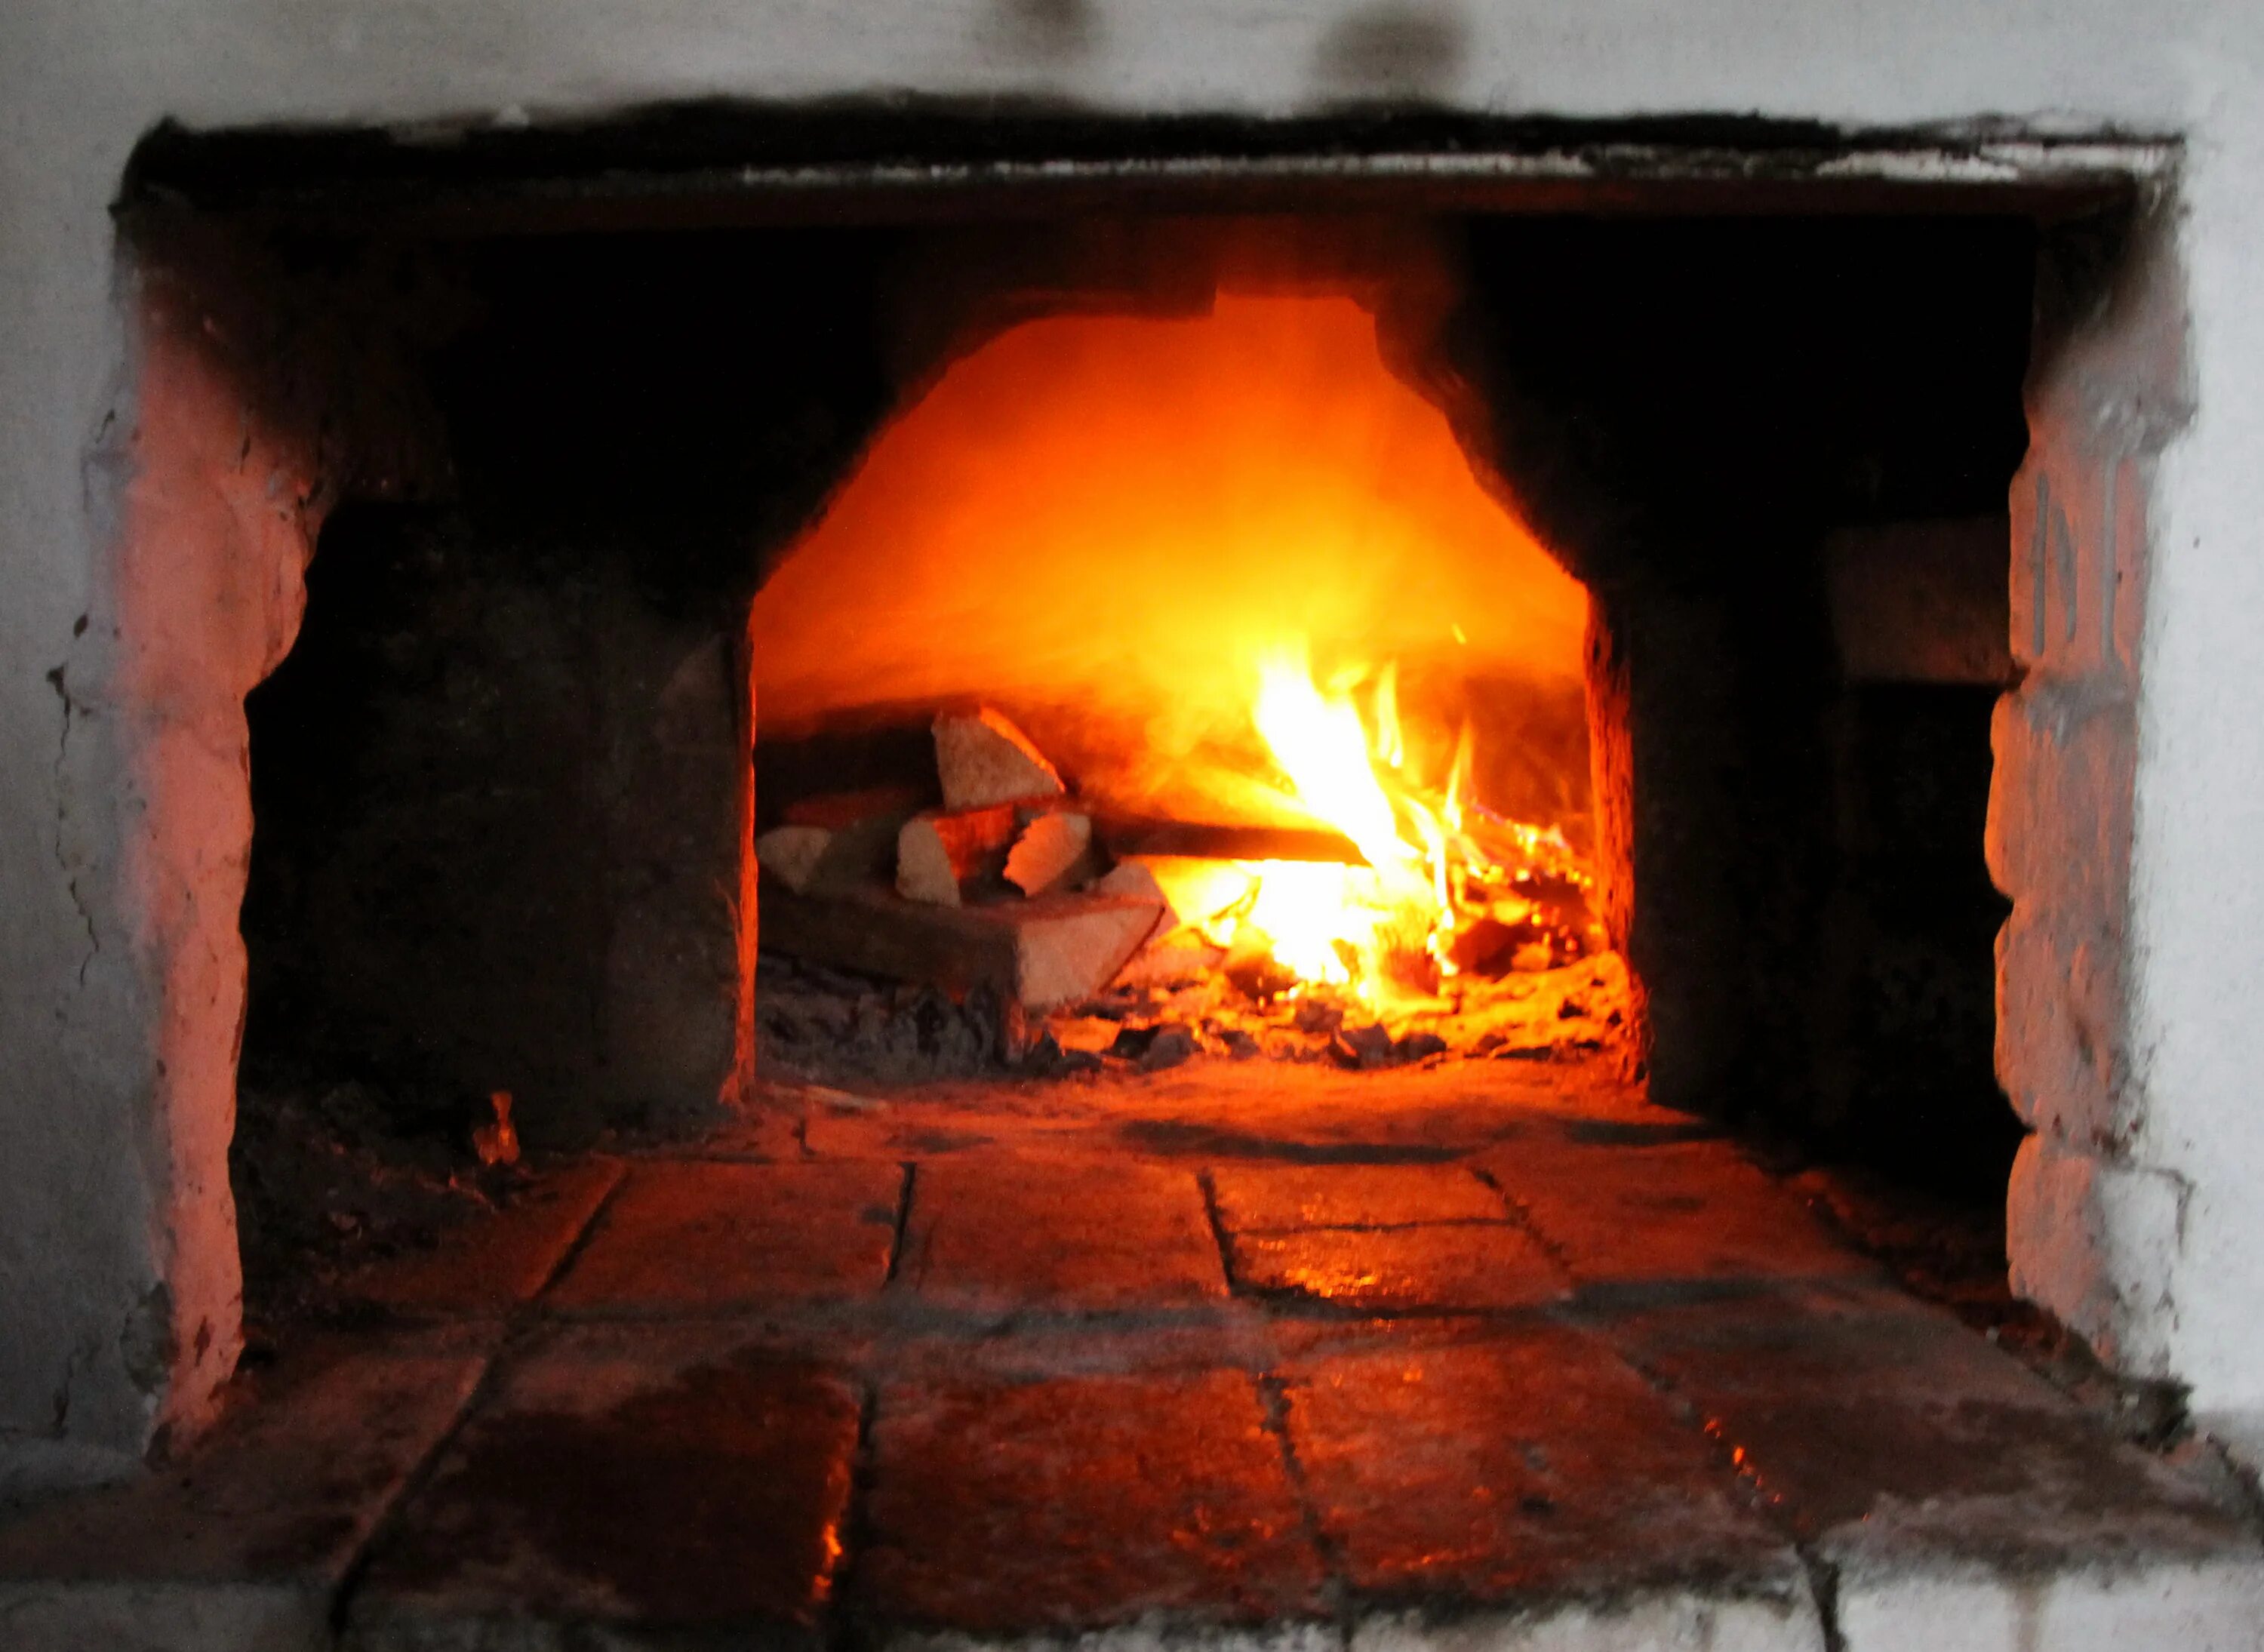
[1387,216,2035,1180]
[237,232,915,1143]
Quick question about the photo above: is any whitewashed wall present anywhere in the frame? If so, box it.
[3,0,2262,1483]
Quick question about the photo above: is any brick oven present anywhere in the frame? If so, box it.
[5,9,2264,1650]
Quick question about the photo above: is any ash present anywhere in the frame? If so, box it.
[757,946,1633,1090]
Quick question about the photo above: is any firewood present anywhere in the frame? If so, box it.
[1090,814,1364,865]
[897,804,1019,906]
[1004,812,1094,897]
[1090,858,1180,925]
[755,825,833,894]
[934,707,1066,811]
[760,884,1163,1011]
[1114,933,1226,989]
[782,783,927,829]
[758,788,920,894]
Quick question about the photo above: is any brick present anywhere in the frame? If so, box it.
[1596,1280,2249,1561]
[860,1369,1324,1632]
[1478,1138,1872,1287]
[1207,1164,1508,1231]
[0,1334,489,1651]
[1992,900,2124,1137]
[344,1159,623,1315]
[1985,682,2133,913]
[347,1326,859,1647]
[2007,1134,2183,1378]
[543,1158,901,1313]
[897,1155,1226,1312]
[1282,1326,1802,1605]
[1229,1226,1564,1313]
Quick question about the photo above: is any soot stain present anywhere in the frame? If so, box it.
[1313,3,1469,97]
[985,0,1099,64]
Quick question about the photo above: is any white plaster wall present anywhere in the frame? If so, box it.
[2127,88,2264,1434]
[4,0,2263,1472]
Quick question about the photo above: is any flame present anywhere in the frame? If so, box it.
[1253,648,1411,879]
[1239,648,1441,1000]
[1206,641,1592,1008]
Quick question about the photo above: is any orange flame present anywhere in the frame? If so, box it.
[1191,641,1592,1007]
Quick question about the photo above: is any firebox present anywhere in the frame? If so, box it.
[233,208,2029,1183]
[7,115,2257,1651]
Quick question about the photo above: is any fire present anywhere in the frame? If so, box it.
[1242,646,1436,992]
[1187,641,1589,1008]
[747,294,1607,1025]
[1252,649,1413,884]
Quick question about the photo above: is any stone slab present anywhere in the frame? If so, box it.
[347,1325,860,1648]
[1207,1164,1509,1231]
[1478,1138,1873,1287]
[0,1334,490,1651]
[882,1623,1337,1652]
[1281,1324,1805,1607]
[1598,1281,2258,1564]
[1830,1552,2264,1652]
[897,1155,1226,1313]
[1228,1226,1566,1313]
[1349,1594,1824,1652]
[858,1368,1326,1633]
[543,1158,902,1314]
[345,1158,625,1315]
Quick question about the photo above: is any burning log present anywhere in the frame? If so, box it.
[760,884,1164,1011]
[934,707,1066,811]
[896,804,1020,906]
[1090,814,1365,866]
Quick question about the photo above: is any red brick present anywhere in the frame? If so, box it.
[544,1159,900,1312]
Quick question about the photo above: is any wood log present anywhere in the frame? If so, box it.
[1004,811,1094,897]
[760,884,1164,1011]
[896,804,1020,906]
[782,783,927,829]
[754,825,832,894]
[1091,814,1364,865]
[756,787,921,894]
[1091,859,1180,928]
[934,707,1066,810]
[1115,934,1227,989]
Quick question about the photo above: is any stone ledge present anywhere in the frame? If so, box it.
[1829,1552,2264,1652]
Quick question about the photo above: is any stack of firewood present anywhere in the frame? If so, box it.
[756,707,1245,1014]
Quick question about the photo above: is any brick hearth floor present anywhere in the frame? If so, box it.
[5,1061,2262,1650]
